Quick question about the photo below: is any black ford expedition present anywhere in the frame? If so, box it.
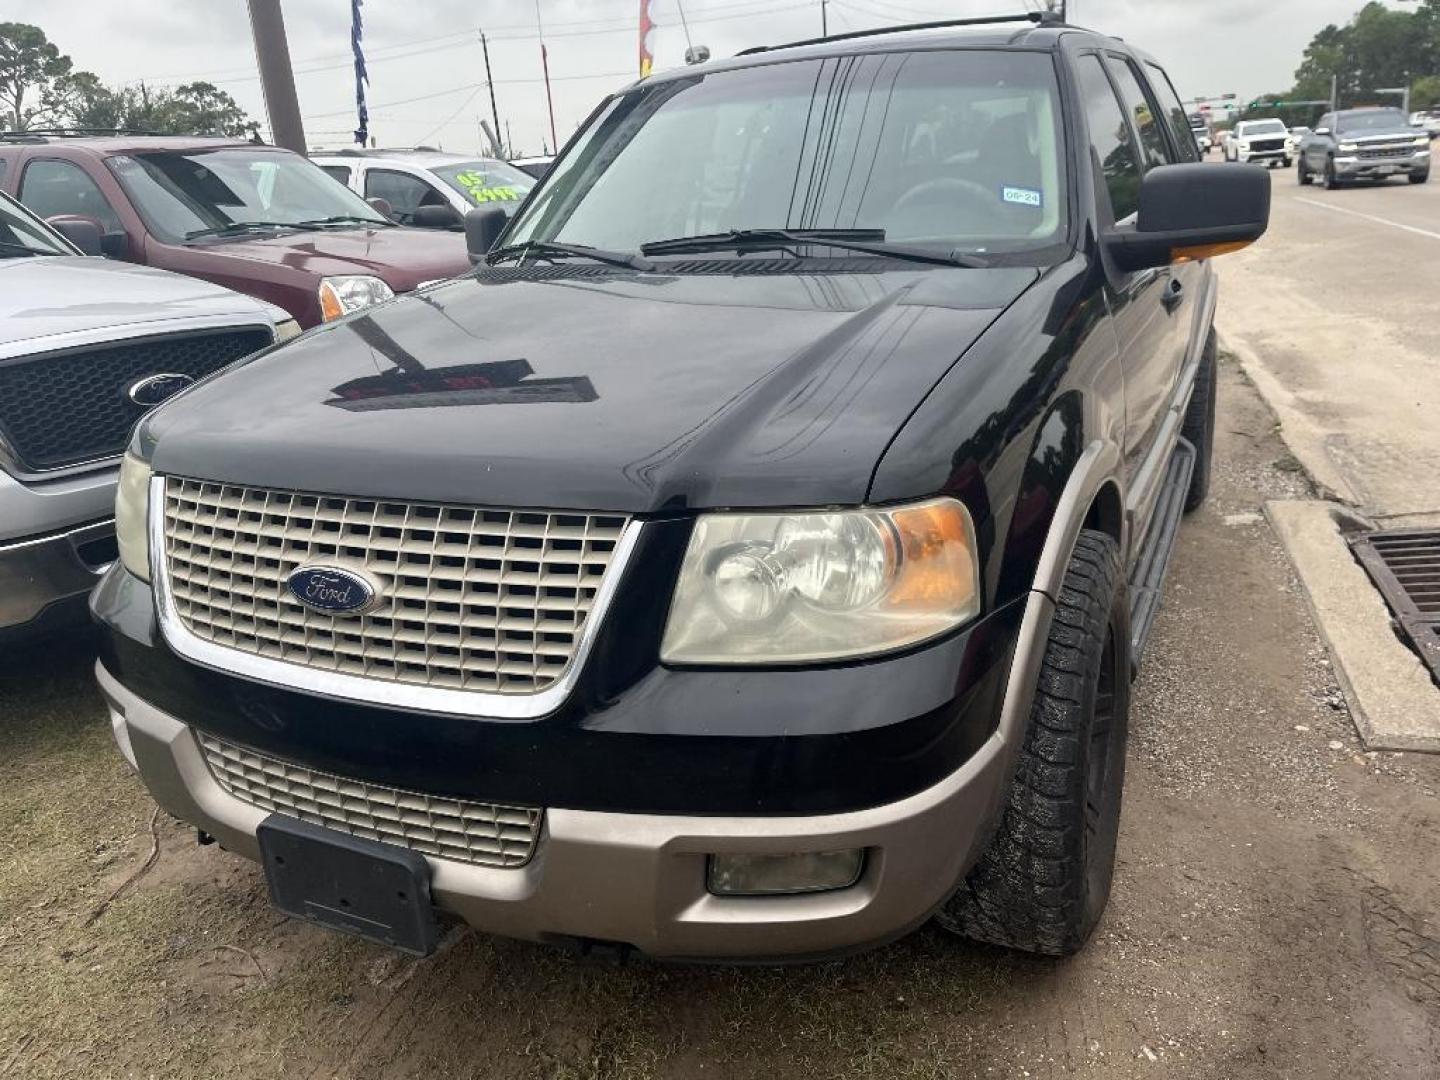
[94,15,1269,961]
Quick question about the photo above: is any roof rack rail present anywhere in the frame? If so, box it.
[736,10,1061,56]
[0,127,165,140]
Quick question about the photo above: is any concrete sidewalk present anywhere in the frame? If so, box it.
[1218,174,1440,750]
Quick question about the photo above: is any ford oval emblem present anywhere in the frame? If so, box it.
[287,565,379,616]
[127,372,195,407]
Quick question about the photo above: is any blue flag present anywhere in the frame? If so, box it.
[352,0,368,145]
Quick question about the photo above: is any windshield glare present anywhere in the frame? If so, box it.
[108,148,390,242]
[507,50,1068,258]
[0,194,70,257]
[432,160,534,208]
[1338,110,1410,132]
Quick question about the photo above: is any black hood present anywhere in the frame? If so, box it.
[145,261,1039,513]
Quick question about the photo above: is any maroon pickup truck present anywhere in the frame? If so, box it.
[0,134,471,327]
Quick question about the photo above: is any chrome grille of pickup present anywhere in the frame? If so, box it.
[0,328,271,472]
[163,477,628,695]
[1358,145,1414,160]
[199,734,542,867]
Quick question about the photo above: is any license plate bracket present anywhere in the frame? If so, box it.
[257,814,438,956]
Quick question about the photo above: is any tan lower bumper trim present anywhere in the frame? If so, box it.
[95,592,1049,959]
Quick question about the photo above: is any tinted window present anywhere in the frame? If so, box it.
[0,192,72,255]
[20,159,123,231]
[1146,63,1200,162]
[364,169,446,223]
[508,50,1069,257]
[1075,54,1142,222]
[320,164,353,184]
[1105,57,1170,168]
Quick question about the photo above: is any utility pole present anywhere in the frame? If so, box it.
[1330,73,1338,113]
[480,30,503,158]
[821,0,828,36]
[245,0,305,152]
[535,0,558,155]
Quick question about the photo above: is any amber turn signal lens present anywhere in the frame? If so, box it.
[887,499,979,612]
[1171,239,1254,263]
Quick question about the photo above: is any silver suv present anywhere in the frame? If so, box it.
[0,192,296,642]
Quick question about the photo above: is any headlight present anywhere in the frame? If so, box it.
[1415,136,1431,147]
[1339,142,1359,152]
[273,317,302,341]
[317,275,395,322]
[115,453,152,582]
[660,498,980,665]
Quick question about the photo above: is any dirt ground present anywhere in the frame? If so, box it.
[3,359,1439,1080]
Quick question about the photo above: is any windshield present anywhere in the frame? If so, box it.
[506,50,1068,259]
[107,148,391,242]
[1338,110,1410,132]
[0,193,72,257]
[431,160,535,209]
[1242,121,1287,135]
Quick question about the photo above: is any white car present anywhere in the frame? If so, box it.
[1286,126,1312,158]
[1225,118,1292,168]
[1411,110,1440,138]
[311,149,535,229]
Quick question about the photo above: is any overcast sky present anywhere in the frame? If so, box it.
[0,0,1391,156]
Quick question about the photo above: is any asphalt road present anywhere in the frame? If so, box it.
[3,178,1440,1079]
[1219,158,1440,522]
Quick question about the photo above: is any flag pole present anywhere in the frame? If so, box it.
[535,0,558,153]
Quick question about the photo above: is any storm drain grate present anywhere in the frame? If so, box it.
[1349,528,1440,683]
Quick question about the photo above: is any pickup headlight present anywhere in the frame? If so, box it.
[1415,136,1431,147]
[1339,142,1359,152]
[115,453,152,582]
[317,275,395,322]
[660,498,980,665]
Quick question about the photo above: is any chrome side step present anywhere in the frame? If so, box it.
[1129,437,1196,673]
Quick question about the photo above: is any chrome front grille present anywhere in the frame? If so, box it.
[1359,144,1414,159]
[163,477,628,696]
[200,735,542,867]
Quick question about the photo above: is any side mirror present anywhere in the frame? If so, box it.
[46,215,103,256]
[1314,127,1331,136]
[1104,163,1270,273]
[464,207,509,265]
[99,231,130,260]
[367,196,394,218]
[410,204,464,230]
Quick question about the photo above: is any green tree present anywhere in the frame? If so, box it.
[0,22,74,130]
[1290,0,1440,108]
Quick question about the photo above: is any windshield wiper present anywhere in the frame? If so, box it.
[0,240,62,256]
[183,221,322,241]
[487,239,655,272]
[641,228,988,268]
[297,214,396,228]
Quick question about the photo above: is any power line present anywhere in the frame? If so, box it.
[301,72,634,120]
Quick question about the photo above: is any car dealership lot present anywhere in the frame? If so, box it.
[4,353,1439,1079]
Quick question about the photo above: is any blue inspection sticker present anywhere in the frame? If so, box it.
[1002,185,1044,208]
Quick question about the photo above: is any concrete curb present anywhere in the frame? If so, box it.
[1264,499,1440,752]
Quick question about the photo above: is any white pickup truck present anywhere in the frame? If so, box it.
[1224,118,1292,167]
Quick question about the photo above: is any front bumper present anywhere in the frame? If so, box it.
[0,518,116,637]
[96,588,1052,961]
[1334,151,1428,177]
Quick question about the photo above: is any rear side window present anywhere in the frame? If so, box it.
[1143,63,1200,163]
[19,158,123,232]
[1104,57,1170,169]
[1074,55,1142,222]
[320,164,353,184]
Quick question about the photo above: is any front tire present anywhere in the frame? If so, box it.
[937,531,1131,957]
[1298,157,1313,185]
[1181,332,1217,513]
[1411,170,1430,185]
[1324,158,1341,189]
